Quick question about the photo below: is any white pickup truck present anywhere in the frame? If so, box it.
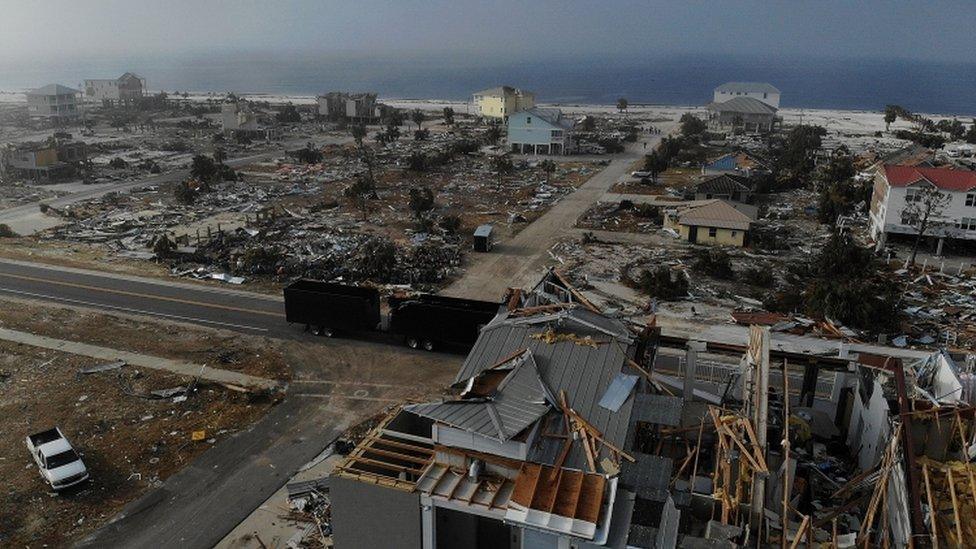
[26,427,90,490]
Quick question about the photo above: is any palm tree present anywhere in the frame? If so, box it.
[411,109,425,131]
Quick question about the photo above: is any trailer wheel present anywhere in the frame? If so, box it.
[406,337,420,349]
[422,340,435,352]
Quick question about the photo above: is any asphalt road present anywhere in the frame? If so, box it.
[0,258,287,336]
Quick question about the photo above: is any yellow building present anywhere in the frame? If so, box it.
[472,86,535,120]
[672,200,753,247]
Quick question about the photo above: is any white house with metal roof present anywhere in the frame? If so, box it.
[713,82,780,108]
[26,84,82,124]
[507,108,575,155]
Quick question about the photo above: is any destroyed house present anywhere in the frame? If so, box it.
[329,271,684,548]
[0,139,87,181]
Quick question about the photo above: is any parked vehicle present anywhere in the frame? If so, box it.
[631,170,652,178]
[26,427,89,490]
[284,280,381,337]
[284,280,501,351]
[388,294,501,350]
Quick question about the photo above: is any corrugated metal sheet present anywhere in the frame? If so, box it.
[619,454,673,502]
[451,308,639,470]
[405,351,551,441]
[598,373,639,412]
[630,394,682,427]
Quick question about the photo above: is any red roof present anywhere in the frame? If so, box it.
[883,164,976,192]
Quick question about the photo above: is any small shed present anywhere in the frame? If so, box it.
[473,224,494,252]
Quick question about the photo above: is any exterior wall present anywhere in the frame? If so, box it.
[8,148,58,170]
[507,112,571,153]
[475,92,535,119]
[678,224,747,247]
[476,95,510,118]
[330,475,423,549]
[694,190,751,202]
[84,79,120,102]
[713,89,780,108]
[434,424,528,460]
[868,172,891,240]
[26,93,81,121]
[117,74,145,101]
[869,171,976,241]
[221,103,259,132]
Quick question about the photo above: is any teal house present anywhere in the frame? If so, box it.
[506,108,574,155]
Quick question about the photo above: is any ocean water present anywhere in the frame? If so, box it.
[1,52,974,115]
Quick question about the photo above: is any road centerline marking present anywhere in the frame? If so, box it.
[0,271,285,318]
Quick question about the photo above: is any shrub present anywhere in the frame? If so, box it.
[174,181,198,205]
[0,224,18,238]
[694,248,735,280]
[741,266,775,287]
[636,267,688,300]
[438,214,462,234]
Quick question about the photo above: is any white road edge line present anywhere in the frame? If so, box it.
[293,393,402,403]
[0,287,270,333]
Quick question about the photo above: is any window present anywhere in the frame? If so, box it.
[961,218,976,231]
[551,130,563,138]
[967,193,976,207]
[905,188,922,202]
[708,227,718,237]
[731,231,738,237]
[526,117,531,124]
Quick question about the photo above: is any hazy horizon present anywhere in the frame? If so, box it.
[2,0,975,63]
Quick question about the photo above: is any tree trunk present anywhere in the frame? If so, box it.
[908,215,929,267]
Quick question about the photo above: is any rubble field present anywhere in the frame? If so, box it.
[609,167,701,195]
[0,341,279,547]
[28,128,599,292]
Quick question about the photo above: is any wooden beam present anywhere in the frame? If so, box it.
[349,456,425,476]
[446,471,466,501]
[922,463,939,549]
[362,446,433,465]
[947,467,963,546]
[369,436,434,455]
[789,515,810,549]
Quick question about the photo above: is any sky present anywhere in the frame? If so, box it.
[1,0,975,64]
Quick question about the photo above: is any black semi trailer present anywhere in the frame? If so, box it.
[283,280,501,351]
[283,280,381,337]
[388,294,501,351]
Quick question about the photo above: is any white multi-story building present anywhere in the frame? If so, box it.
[26,84,82,124]
[713,82,781,109]
[869,164,976,249]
